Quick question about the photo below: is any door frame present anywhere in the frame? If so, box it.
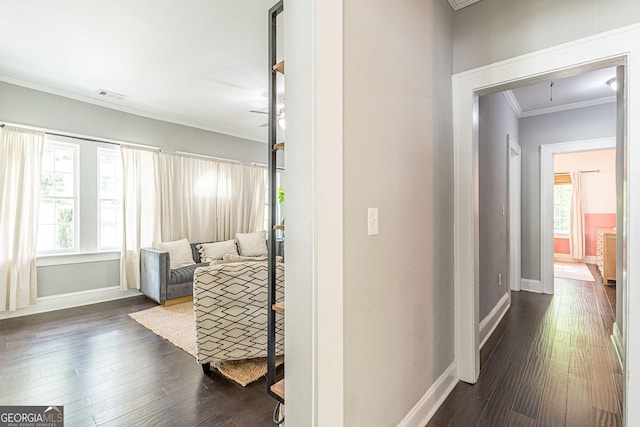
[540,137,616,295]
[452,24,640,426]
[508,135,522,292]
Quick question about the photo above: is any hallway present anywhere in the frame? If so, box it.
[428,266,622,426]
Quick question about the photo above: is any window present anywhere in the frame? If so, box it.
[37,136,123,256]
[38,142,78,252]
[554,178,572,234]
[98,148,123,250]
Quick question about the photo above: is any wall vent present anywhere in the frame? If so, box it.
[96,89,127,100]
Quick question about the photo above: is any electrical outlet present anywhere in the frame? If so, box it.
[498,273,502,286]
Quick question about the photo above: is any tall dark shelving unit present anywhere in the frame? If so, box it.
[267,0,285,421]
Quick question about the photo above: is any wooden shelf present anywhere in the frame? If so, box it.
[273,225,285,230]
[273,142,285,151]
[271,378,285,400]
[272,302,285,314]
[272,61,285,74]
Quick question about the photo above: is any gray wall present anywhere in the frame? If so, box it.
[519,102,616,281]
[0,81,266,162]
[453,0,640,73]
[0,81,267,296]
[478,93,518,319]
[343,0,454,424]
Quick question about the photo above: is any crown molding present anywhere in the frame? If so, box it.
[502,90,523,118]
[519,95,616,118]
[447,0,482,11]
[0,75,266,144]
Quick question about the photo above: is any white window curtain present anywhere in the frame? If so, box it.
[121,147,266,289]
[120,146,161,290]
[569,171,585,261]
[158,152,266,241]
[214,160,267,240]
[0,126,44,311]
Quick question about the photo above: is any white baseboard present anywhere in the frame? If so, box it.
[479,292,510,349]
[397,362,457,427]
[612,321,624,370]
[553,253,597,264]
[520,279,542,293]
[0,286,142,320]
[553,253,572,262]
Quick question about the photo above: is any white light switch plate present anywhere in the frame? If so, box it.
[368,208,379,236]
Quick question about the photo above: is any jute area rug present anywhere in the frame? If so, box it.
[129,302,283,387]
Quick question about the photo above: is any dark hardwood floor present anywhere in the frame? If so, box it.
[428,264,623,427]
[0,296,280,427]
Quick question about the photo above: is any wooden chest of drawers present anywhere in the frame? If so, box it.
[596,228,616,283]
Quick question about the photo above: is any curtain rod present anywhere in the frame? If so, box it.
[1,121,158,149]
[554,169,600,175]
[2,121,277,170]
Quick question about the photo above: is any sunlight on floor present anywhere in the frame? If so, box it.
[554,261,595,281]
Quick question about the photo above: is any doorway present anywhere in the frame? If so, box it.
[452,27,639,424]
[540,138,617,294]
[508,135,521,292]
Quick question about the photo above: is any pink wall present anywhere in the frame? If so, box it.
[554,213,616,256]
[554,238,570,254]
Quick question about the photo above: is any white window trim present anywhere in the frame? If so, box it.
[97,147,123,251]
[38,140,80,254]
[36,250,120,267]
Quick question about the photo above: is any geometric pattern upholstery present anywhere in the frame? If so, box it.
[193,261,284,365]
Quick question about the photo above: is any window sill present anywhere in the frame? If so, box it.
[554,233,570,239]
[36,251,120,267]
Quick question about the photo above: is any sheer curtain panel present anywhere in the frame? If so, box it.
[120,146,161,290]
[0,126,44,311]
[159,152,266,242]
[569,171,586,261]
[120,147,266,289]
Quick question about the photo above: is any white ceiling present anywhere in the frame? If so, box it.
[505,66,617,118]
[0,0,282,143]
[0,1,616,141]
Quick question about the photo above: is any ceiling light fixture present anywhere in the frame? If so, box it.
[607,77,618,92]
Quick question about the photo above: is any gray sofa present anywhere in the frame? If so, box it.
[140,242,210,305]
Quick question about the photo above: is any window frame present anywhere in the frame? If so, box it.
[37,140,80,254]
[553,181,572,236]
[97,147,123,251]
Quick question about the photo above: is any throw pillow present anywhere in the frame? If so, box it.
[235,231,268,257]
[197,240,238,262]
[152,238,195,270]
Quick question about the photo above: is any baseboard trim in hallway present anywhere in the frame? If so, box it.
[520,278,542,293]
[397,362,457,427]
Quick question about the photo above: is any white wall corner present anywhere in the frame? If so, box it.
[396,362,458,427]
[479,292,510,349]
[502,90,523,118]
[520,279,543,293]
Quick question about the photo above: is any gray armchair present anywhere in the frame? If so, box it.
[140,243,209,305]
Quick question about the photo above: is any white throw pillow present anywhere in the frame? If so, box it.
[197,240,238,262]
[235,231,268,257]
[152,238,195,270]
